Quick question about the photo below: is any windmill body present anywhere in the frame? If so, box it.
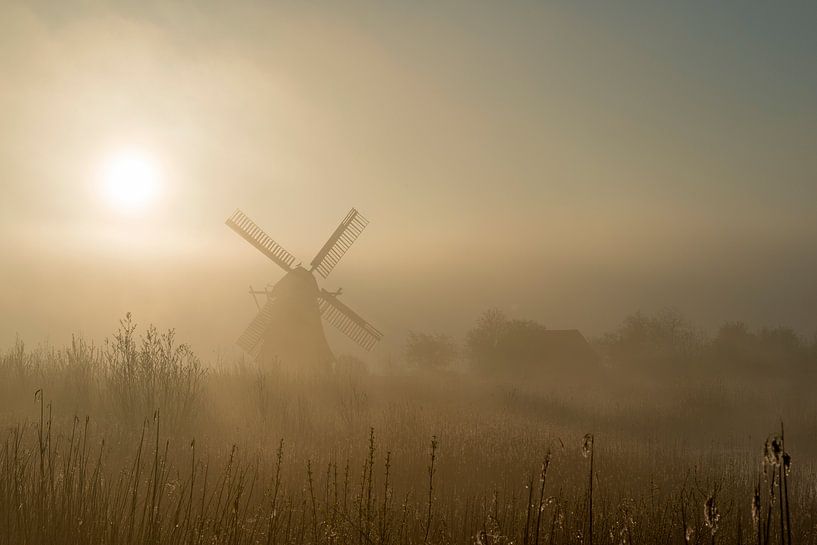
[226,208,382,373]
[257,267,334,372]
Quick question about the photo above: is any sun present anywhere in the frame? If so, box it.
[98,149,162,213]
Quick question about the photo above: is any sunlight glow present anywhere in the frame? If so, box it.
[99,149,161,213]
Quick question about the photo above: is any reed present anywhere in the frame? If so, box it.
[0,323,813,544]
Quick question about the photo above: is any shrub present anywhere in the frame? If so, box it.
[103,313,205,430]
[405,332,457,371]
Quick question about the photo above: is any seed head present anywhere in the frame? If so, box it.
[582,434,594,458]
[704,496,720,536]
[783,452,792,476]
[764,436,783,467]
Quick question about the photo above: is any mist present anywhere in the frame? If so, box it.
[2,2,817,544]
[3,1,817,355]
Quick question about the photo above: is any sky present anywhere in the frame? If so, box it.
[2,1,816,361]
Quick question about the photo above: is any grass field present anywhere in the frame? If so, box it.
[0,318,814,544]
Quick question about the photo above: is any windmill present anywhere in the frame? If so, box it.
[226,208,383,372]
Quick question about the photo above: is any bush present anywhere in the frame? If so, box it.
[405,331,457,371]
[103,313,205,430]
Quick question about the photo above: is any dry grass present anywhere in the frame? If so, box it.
[1,320,816,544]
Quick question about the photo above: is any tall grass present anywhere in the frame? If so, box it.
[103,313,204,431]
[1,417,810,544]
[1,320,816,544]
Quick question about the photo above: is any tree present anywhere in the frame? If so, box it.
[466,308,550,375]
[597,308,704,374]
[710,323,809,377]
[465,308,508,372]
[405,332,457,371]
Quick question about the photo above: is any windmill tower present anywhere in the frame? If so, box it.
[226,208,383,372]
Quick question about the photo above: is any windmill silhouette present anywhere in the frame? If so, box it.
[226,208,383,372]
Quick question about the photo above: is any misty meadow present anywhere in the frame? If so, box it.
[3,1,817,544]
[1,309,815,544]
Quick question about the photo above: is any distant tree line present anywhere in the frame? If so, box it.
[405,307,817,382]
[405,308,585,376]
[598,309,817,380]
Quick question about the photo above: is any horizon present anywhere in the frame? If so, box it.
[3,1,816,360]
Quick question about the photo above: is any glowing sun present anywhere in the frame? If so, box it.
[98,149,162,213]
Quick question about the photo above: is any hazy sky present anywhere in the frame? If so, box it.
[2,1,816,360]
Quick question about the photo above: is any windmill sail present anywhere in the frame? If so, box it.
[236,299,275,356]
[226,209,296,272]
[318,289,382,351]
[310,208,369,279]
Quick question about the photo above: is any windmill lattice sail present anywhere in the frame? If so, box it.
[310,208,369,279]
[226,209,296,272]
[318,289,383,351]
[236,299,275,356]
